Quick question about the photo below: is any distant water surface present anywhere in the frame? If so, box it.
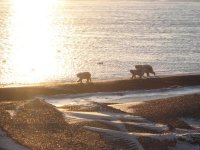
[0,0,200,84]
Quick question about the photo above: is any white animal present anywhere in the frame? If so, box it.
[130,69,144,79]
[76,72,91,83]
[135,65,155,77]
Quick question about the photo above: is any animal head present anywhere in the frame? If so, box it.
[76,73,81,78]
[135,65,142,70]
[130,70,133,73]
[130,70,136,74]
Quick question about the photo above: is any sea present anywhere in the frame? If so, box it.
[0,0,200,85]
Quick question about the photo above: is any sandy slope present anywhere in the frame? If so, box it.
[0,99,112,150]
[0,91,200,149]
[115,93,200,128]
[57,94,200,149]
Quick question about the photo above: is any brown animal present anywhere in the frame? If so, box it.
[135,65,155,77]
[76,72,91,83]
[130,69,144,79]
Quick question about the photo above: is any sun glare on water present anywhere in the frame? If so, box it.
[8,0,70,84]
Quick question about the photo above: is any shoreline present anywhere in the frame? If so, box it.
[2,72,200,88]
[0,74,200,101]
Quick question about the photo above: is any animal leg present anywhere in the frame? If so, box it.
[131,75,135,79]
[149,71,155,76]
[80,78,83,83]
[130,75,133,79]
[147,72,150,77]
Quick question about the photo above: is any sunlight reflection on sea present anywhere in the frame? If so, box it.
[0,0,199,84]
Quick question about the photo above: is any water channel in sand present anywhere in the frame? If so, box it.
[45,85,200,106]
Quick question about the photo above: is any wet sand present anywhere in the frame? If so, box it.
[111,93,200,129]
[1,93,200,149]
[0,100,112,150]
[0,74,200,101]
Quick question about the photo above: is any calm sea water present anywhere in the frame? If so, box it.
[0,0,200,85]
